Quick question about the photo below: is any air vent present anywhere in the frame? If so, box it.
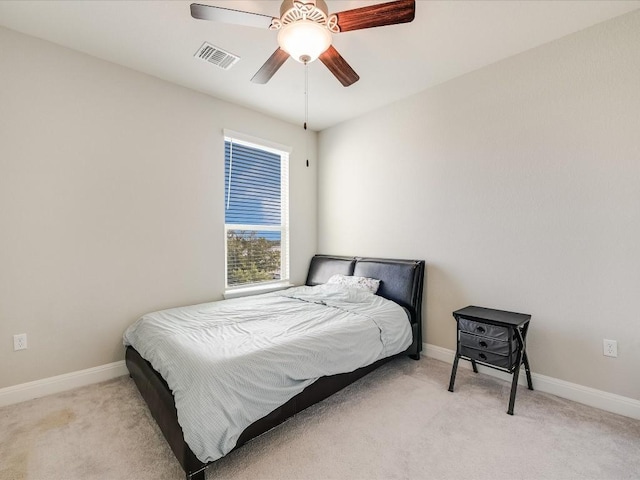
[194,42,240,70]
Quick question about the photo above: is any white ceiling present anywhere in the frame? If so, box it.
[1,0,638,130]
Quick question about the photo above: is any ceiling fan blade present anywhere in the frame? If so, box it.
[319,46,360,87]
[251,48,291,84]
[334,0,415,33]
[190,3,274,29]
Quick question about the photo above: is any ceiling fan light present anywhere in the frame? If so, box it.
[277,20,332,63]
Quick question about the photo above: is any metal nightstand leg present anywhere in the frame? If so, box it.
[507,358,521,415]
[523,351,534,390]
[448,354,460,392]
[470,359,478,373]
[519,322,534,391]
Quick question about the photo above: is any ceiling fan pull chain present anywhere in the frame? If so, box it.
[305,60,310,167]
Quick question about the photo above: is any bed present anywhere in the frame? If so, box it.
[125,254,425,480]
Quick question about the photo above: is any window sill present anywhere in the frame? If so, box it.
[224,281,294,300]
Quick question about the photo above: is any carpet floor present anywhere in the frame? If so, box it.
[1,357,639,480]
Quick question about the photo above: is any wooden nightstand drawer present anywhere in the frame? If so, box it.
[459,332,516,356]
[460,346,514,369]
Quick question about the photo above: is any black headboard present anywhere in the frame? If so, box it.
[305,255,356,285]
[305,255,425,332]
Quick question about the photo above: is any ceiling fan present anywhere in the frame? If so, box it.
[190,0,416,87]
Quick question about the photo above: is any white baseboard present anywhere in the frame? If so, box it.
[3,348,639,421]
[0,360,128,408]
[424,343,640,420]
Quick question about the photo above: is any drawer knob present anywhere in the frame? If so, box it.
[476,326,486,334]
[479,353,487,360]
[479,341,488,348]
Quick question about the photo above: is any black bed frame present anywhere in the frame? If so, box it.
[126,255,425,479]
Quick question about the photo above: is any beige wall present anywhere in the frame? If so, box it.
[0,27,317,388]
[318,11,640,400]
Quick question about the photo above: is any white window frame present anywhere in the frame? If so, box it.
[223,130,291,297]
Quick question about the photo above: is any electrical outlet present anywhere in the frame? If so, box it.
[603,339,617,358]
[13,333,28,351]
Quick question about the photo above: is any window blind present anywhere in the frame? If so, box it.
[224,138,289,288]
[225,142,281,226]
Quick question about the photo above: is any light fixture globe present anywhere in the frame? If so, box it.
[277,20,332,63]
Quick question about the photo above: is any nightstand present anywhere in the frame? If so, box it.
[447,306,533,415]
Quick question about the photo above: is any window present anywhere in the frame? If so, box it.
[224,132,290,290]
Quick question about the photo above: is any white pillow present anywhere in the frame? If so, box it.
[327,274,381,294]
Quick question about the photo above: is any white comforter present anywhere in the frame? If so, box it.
[123,284,412,463]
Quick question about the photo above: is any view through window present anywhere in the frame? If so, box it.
[224,135,289,288]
